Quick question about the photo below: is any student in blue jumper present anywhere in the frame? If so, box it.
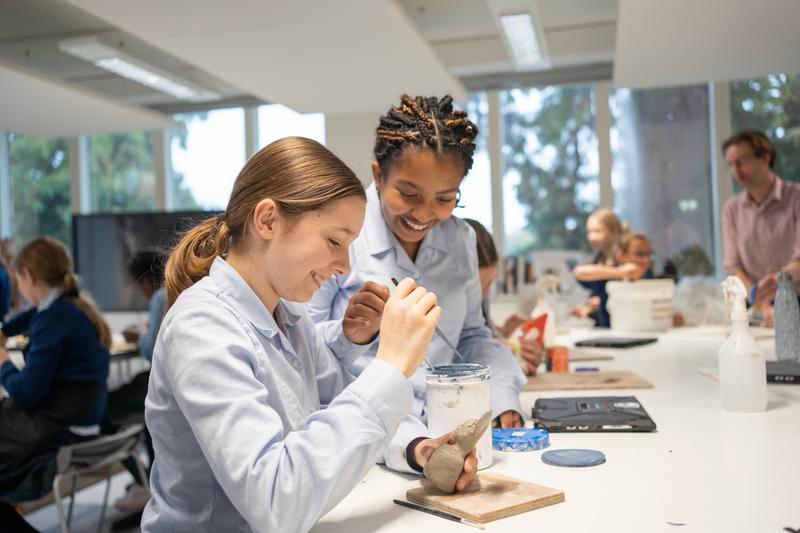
[0,237,111,531]
[0,263,10,320]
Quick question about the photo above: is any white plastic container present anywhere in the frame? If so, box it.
[425,364,493,470]
[718,276,767,412]
[606,279,675,332]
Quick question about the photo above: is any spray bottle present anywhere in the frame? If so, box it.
[531,274,559,347]
[719,276,767,412]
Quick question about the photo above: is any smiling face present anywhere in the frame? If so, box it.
[372,147,464,260]
[261,195,366,306]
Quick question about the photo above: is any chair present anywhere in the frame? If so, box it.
[52,424,149,533]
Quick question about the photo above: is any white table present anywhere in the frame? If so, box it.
[313,327,800,533]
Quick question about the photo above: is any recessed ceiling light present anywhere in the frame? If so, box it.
[499,12,543,67]
[59,36,219,102]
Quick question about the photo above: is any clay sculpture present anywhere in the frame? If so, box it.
[423,410,492,493]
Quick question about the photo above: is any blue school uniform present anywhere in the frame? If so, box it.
[0,265,10,319]
[307,184,526,468]
[1,289,109,427]
[142,257,412,533]
[0,289,109,479]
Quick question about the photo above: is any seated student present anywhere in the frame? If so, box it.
[142,137,475,533]
[122,249,167,361]
[463,218,544,376]
[0,237,110,532]
[307,95,526,436]
[106,249,166,512]
[572,210,649,326]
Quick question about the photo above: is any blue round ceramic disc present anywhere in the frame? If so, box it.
[541,449,606,467]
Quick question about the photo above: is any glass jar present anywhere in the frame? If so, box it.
[425,363,493,469]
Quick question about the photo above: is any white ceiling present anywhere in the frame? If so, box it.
[615,0,800,89]
[0,59,175,136]
[62,0,469,114]
[3,0,798,136]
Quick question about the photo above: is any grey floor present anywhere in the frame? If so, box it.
[24,471,142,533]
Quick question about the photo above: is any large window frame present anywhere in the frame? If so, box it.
[0,81,765,280]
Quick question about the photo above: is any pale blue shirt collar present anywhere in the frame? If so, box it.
[363,183,451,259]
[208,256,301,338]
[37,287,62,311]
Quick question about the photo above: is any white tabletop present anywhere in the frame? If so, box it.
[313,327,799,533]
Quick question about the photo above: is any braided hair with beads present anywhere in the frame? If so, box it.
[374,95,479,177]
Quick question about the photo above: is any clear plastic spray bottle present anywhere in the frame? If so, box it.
[719,276,767,412]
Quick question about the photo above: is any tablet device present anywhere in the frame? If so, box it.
[766,361,800,384]
[573,337,657,348]
[532,396,657,432]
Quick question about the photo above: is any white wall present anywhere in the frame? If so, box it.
[325,111,377,186]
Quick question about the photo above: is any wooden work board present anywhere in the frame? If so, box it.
[569,351,614,362]
[525,370,653,391]
[406,472,564,524]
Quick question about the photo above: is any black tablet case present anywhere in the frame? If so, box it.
[532,396,657,432]
[574,337,658,348]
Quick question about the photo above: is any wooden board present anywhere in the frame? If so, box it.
[524,370,653,391]
[569,351,614,362]
[406,472,564,524]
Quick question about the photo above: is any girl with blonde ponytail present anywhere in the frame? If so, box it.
[142,137,445,533]
[0,237,111,525]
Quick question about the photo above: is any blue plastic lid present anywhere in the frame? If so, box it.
[492,428,550,452]
[541,449,606,467]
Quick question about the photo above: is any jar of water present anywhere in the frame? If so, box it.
[425,363,493,469]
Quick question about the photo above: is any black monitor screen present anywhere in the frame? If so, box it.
[72,211,218,311]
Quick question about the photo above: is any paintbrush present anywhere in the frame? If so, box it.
[393,499,485,530]
[390,277,466,364]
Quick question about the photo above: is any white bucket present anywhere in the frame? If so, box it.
[606,279,675,332]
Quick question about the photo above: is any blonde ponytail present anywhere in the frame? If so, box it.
[164,218,230,309]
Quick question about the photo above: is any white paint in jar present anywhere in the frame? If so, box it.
[425,364,493,469]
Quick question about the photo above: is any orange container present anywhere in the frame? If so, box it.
[547,345,570,373]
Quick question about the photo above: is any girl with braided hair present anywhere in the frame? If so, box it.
[308,95,526,475]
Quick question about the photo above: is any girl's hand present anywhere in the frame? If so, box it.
[343,281,390,344]
[494,410,523,428]
[519,336,543,376]
[375,278,440,378]
[619,263,646,279]
[412,433,478,492]
[0,347,10,366]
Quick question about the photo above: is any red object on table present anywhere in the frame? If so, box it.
[520,314,548,347]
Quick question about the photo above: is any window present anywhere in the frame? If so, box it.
[170,108,245,210]
[8,133,72,248]
[730,72,800,183]
[610,85,714,273]
[456,92,493,229]
[89,131,156,212]
[501,86,599,254]
[258,104,325,148]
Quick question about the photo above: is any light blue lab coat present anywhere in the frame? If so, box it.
[307,184,526,468]
[141,257,413,533]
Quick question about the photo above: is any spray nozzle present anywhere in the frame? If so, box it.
[721,276,748,321]
[536,274,560,295]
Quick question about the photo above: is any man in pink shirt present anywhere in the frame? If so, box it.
[722,130,800,323]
